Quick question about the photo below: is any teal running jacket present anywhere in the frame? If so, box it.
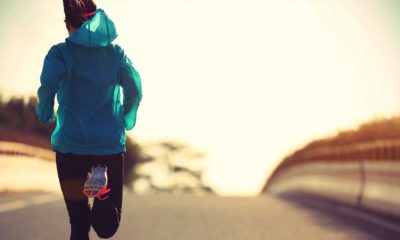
[36,9,142,155]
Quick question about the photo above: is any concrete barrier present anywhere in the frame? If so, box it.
[362,161,400,217]
[267,161,362,207]
[264,140,400,219]
[0,141,54,161]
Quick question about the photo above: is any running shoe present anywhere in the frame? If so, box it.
[91,197,120,238]
[83,165,111,200]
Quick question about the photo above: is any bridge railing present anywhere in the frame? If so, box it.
[0,141,55,161]
[263,139,400,219]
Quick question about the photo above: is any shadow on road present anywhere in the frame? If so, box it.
[280,194,400,240]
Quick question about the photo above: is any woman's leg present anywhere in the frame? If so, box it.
[91,153,124,238]
[56,152,92,240]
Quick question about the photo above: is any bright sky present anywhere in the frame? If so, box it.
[1,0,400,195]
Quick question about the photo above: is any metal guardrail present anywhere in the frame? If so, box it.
[0,141,55,161]
[263,139,400,219]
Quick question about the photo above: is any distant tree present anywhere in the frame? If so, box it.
[134,140,214,194]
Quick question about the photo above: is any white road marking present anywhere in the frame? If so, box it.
[0,200,28,213]
[31,194,61,205]
[0,194,62,213]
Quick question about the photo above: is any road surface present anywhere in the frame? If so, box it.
[0,192,399,240]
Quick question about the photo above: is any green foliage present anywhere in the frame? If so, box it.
[0,95,144,187]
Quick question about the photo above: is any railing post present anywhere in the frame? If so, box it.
[357,159,366,208]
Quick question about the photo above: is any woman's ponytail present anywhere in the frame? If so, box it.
[63,0,97,29]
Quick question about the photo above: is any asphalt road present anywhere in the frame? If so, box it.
[0,192,399,240]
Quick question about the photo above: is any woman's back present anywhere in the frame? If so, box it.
[37,9,142,155]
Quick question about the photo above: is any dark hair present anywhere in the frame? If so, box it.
[63,0,97,29]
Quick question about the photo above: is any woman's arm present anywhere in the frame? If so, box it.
[36,45,65,124]
[119,49,143,130]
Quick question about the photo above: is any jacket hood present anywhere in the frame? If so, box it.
[67,9,118,47]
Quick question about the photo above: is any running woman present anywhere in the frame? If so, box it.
[36,0,142,239]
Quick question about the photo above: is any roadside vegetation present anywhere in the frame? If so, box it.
[304,117,400,149]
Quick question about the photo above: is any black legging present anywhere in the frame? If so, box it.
[56,152,124,240]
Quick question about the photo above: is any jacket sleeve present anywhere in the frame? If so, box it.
[36,45,65,124]
[119,50,143,130]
